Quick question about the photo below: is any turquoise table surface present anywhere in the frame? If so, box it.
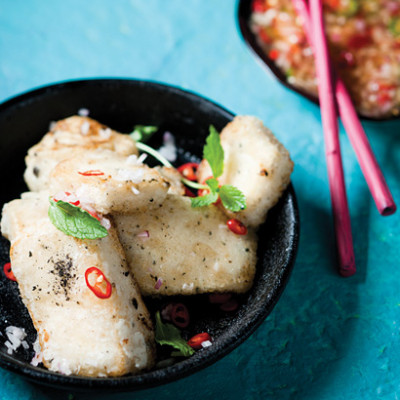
[1,1,399,399]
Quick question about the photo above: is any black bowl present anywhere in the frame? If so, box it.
[237,0,398,121]
[0,78,299,392]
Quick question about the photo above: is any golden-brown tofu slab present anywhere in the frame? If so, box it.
[197,116,293,228]
[1,193,155,377]
[24,116,138,191]
[47,149,171,214]
[114,194,258,296]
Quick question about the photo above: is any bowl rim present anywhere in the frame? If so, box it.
[0,78,300,392]
[236,0,399,122]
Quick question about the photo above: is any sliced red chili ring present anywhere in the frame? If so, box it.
[177,163,199,181]
[170,303,190,328]
[252,0,268,13]
[227,219,247,235]
[3,262,17,282]
[84,209,101,221]
[268,49,280,61]
[184,187,196,197]
[187,332,211,350]
[85,267,112,299]
[78,170,105,176]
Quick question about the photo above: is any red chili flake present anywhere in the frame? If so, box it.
[268,49,280,61]
[177,163,199,181]
[252,0,268,13]
[347,33,372,49]
[3,263,16,282]
[219,298,239,312]
[208,293,232,304]
[85,267,112,299]
[324,0,340,9]
[184,187,196,197]
[170,303,190,328]
[84,209,101,221]
[227,219,247,235]
[187,332,211,350]
[78,170,105,176]
[258,28,272,44]
[338,51,355,68]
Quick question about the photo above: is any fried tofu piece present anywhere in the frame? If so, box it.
[197,116,293,228]
[47,149,171,214]
[154,166,185,195]
[1,193,155,377]
[24,116,138,191]
[114,194,258,296]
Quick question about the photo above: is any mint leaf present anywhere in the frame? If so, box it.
[191,192,219,208]
[155,312,195,357]
[203,125,224,178]
[219,185,247,212]
[48,199,108,240]
[205,177,219,192]
[130,125,158,143]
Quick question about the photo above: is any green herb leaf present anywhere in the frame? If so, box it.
[130,125,158,143]
[203,125,224,178]
[48,199,108,240]
[191,192,219,208]
[205,177,219,193]
[155,312,195,357]
[219,185,247,212]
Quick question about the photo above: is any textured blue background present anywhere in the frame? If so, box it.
[1,1,399,399]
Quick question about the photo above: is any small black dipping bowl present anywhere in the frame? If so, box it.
[237,0,399,121]
[0,78,299,392]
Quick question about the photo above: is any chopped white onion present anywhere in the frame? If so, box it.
[115,168,144,183]
[80,121,90,135]
[201,340,212,348]
[77,108,90,117]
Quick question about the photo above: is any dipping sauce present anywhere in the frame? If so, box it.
[250,0,400,118]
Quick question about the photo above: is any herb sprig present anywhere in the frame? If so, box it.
[154,312,195,357]
[190,126,246,212]
[132,125,246,213]
[48,199,108,240]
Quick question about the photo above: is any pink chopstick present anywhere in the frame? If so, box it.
[309,0,355,276]
[292,0,396,217]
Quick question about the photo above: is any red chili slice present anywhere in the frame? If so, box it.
[3,263,16,282]
[187,332,211,350]
[184,187,196,197]
[170,303,190,328]
[171,303,190,328]
[227,219,247,235]
[268,49,280,61]
[78,170,105,176]
[85,267,112,299]
[84,209,101,221]
[177,163,199,181]
[252,0,268,13]
[347,33,372,49]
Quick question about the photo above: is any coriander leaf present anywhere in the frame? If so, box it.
[155,312,195,357]
[48,199,108,240]
[130,125,158,143]
[219,185,247,212]
[203,125,224,178]
[205,177,219,193]
[191,192,219,208]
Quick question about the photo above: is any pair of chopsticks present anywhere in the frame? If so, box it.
[291,0,396,276]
